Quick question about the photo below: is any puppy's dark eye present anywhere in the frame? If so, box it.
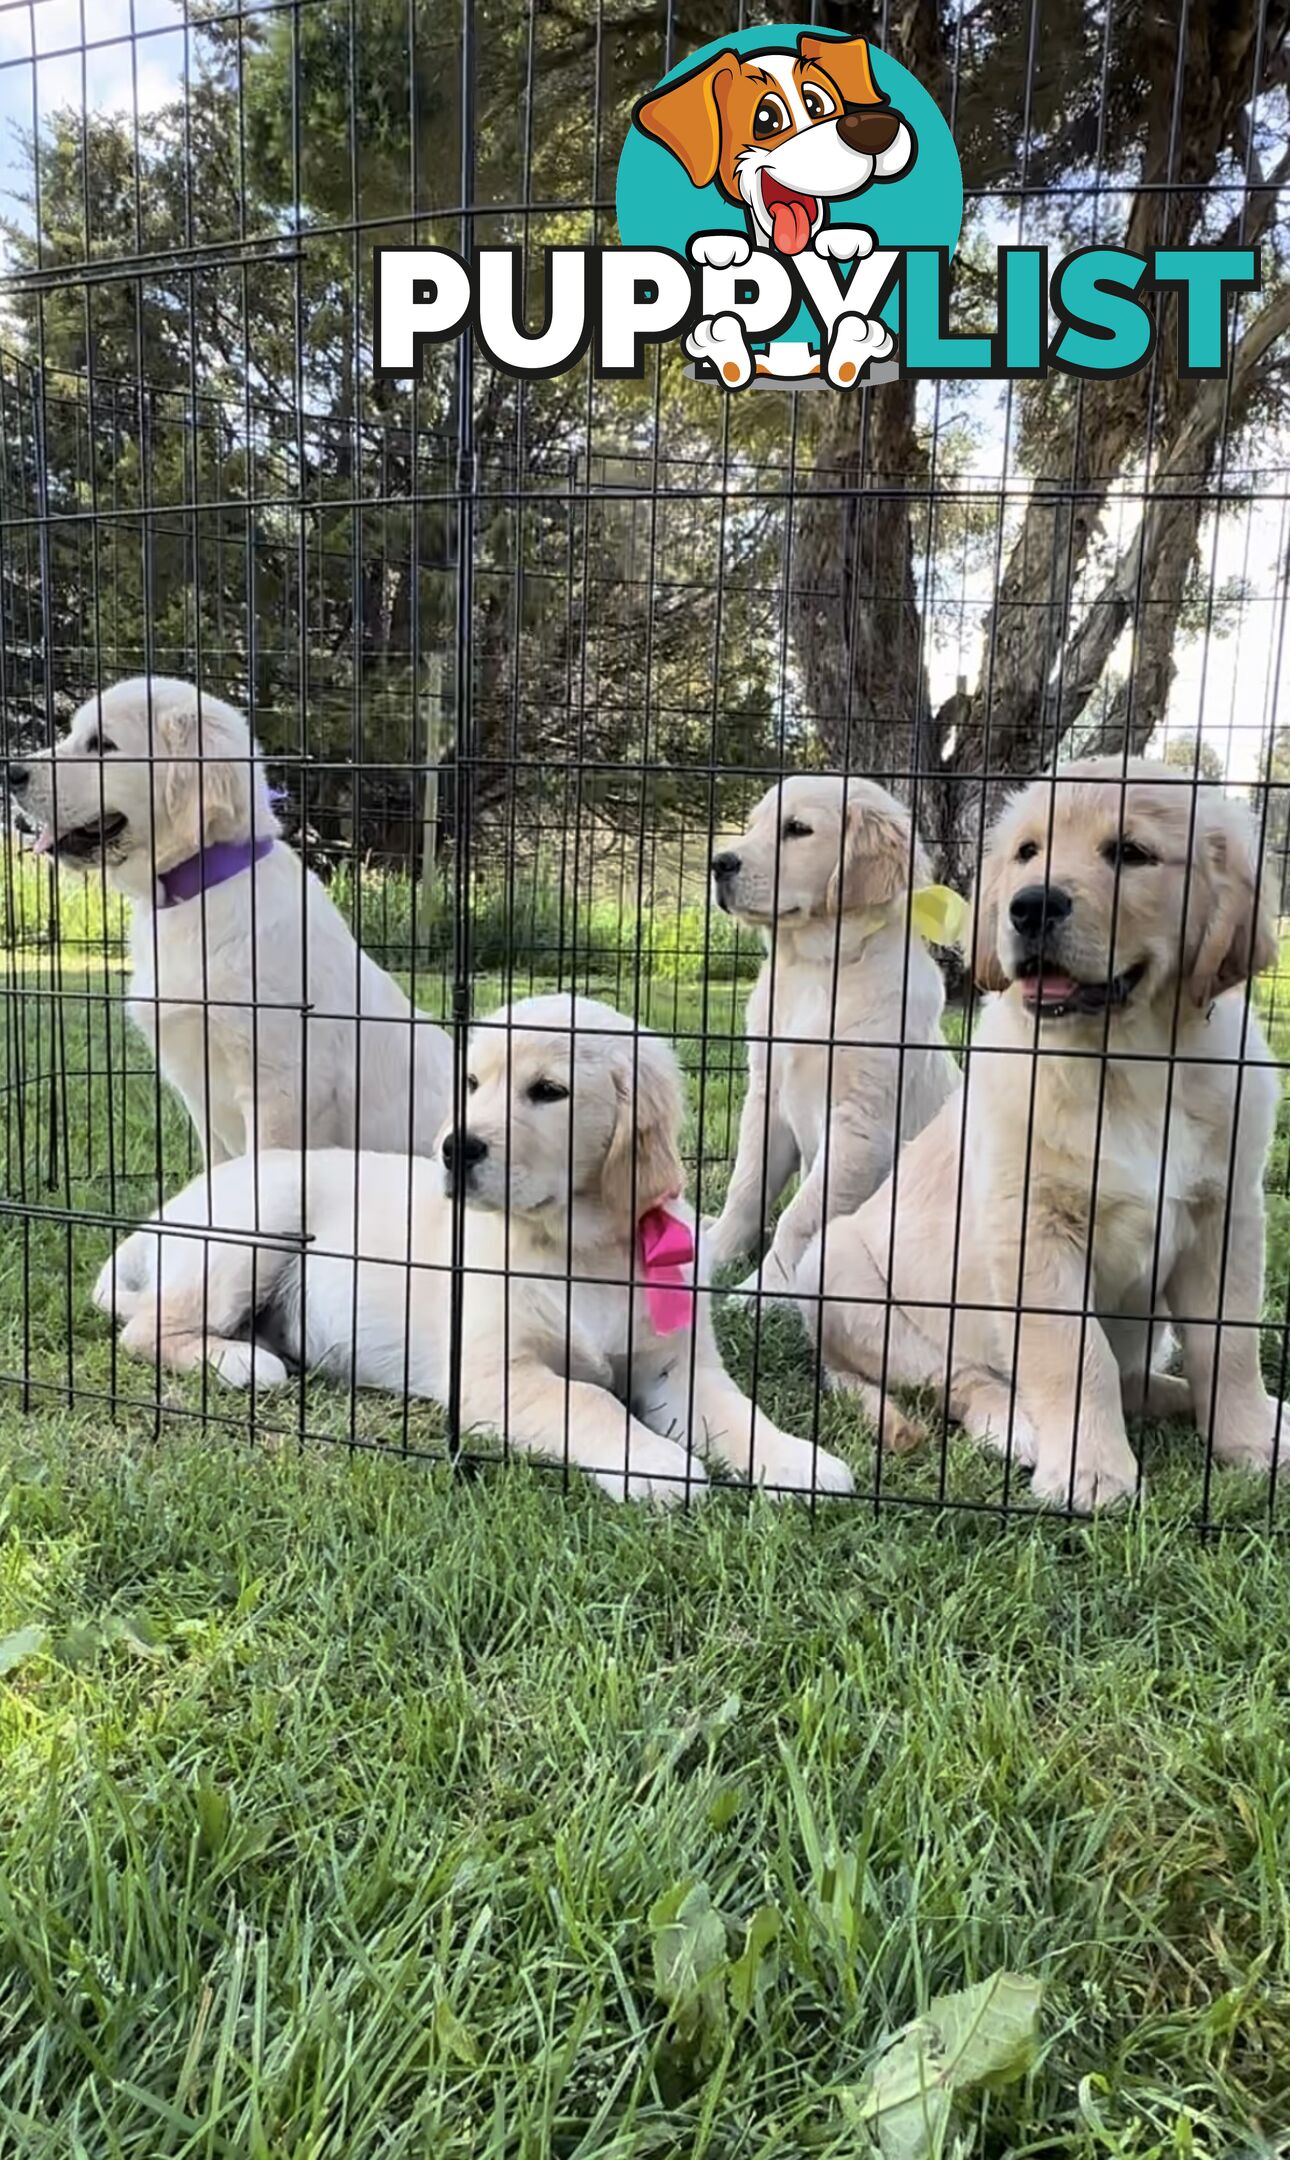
[528,1077,569,1105]
[466,1074,478,1095]
[782,817,813,840]
[1101,836,1158,869]
[753,95,790,139]
[801,82,835,120]
[83,731,114,755]
[1016,839,1040,864]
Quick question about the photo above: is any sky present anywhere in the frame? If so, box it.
[916,372,1290,786]
[0,0,185,245]
[1,0,1288,785]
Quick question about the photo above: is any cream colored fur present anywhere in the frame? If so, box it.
[94,995,855,1506]
[800,760,1284,1511]
[18,676,450,1162]
[703,773,958,1303]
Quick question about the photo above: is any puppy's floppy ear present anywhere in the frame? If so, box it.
[1186,797,1277,1007]
[601,1036,686,1227]
[158,704,199,855]
[825,793,926,917]
[971,832,1011,993]
[798,32,883,106]
[159,699,246,850]
[634,51,736,189]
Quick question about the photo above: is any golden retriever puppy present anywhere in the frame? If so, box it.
[799,760,1284,1511]
[94,994,854,1504]
[9,677,450,1163]
[703,774,958,1302]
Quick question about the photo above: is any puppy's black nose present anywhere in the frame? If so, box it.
[1009,883,1072,937]
[711,851,741,881]
[6,763,29,791]
[441,1130,488,1171]
[837,104,903,156]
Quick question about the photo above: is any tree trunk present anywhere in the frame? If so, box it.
[792,371,931,793]
[786,0,1290,894]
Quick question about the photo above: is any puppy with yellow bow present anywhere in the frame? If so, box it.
[704,774,961,1305]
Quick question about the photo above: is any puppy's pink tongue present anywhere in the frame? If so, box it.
[770,197,812,254]
[31,827,53,857]
[1027,971,1077,1002]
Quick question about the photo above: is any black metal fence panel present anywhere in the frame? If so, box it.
[2,0,1289,1526]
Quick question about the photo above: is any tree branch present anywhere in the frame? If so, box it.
[1041,283,1290,742]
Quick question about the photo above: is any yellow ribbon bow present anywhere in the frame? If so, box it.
[908,884,969,949]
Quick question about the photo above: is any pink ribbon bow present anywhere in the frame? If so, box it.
[637,1203,696,1337]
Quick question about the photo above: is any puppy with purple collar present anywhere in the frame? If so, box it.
[8,676,450,1163]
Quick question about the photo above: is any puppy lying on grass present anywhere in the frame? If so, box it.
[95,995,855,1506]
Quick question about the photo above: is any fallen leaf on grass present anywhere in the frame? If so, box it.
[649,1879,783,2064]
[0,1624,47,1676]
[650,1879,729,2057]
[434,1999,480,2066]
[844,1970,1042,2160]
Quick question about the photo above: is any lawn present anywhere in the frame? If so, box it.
[2,916,1290,2153]
[2,1427,1289,2155]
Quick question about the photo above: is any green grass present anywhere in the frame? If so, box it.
[2,1434,1290,2155]
[3,934,1290,2151]
[1,846,765,988]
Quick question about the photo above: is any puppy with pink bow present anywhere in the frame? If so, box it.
[93,994,853,1505]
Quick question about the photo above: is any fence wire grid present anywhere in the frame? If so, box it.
[3,0,1290,1524]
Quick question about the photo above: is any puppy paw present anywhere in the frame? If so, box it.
[814,223,875,262]
[964,1399,1040,1467]
[822,1365,924,1455]
[1030,1434,1140,1513]
[754,1438,855,1499]
[592,1437,708,1507]
[689,232,751,270]
[825,312,894,389]
[1212,1398,1288,1473]
[685,313,753,388]
[211,1340,289,1391]
[1126,1369,1193,1423]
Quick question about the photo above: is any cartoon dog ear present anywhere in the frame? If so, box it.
[798,33,883,107]
[1186,798,1277,1007]
[970,832,1011,994]
[634,51,737,189]
[601,1038,686,1226]
[825,793,925,917]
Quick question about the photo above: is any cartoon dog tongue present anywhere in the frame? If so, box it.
[763,181,816,255]
[771,197,812,253]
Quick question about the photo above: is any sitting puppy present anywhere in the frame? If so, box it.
[703,774,958,1302]
[9,677,450,1164]
[93,994,855,1505]
[800,760,1284,1511]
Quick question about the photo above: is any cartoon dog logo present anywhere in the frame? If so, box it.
[635,33,915,256]
[633,34,914,385]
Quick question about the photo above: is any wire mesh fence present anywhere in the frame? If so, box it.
[2,0,1290,1523]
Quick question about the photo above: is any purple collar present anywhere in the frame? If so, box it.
[158,833,276,909]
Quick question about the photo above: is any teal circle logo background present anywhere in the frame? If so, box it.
[615,25,963,340]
